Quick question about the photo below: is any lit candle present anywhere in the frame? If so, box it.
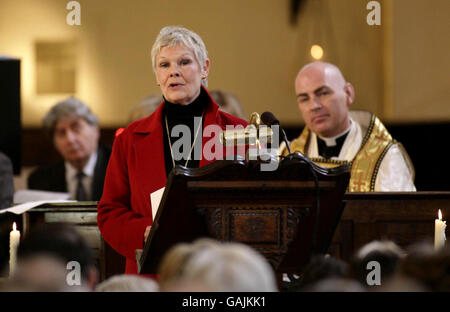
[434,209,446,250]
[9,222,20,277]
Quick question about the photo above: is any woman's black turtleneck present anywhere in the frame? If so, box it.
[162,88,208,177]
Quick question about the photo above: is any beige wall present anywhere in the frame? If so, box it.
[0,0,448,127]
[389,0,450,122]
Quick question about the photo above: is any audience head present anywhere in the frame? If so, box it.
[295,61,355,138]
[10,223,98,291]
[349,240,405,288]
[398,242,450,291]
[297,254,348,290]
[159,239,278,292]
[376,274,429,292]
[303,277,366,292]
[43,97,100,170]
[210,90,247,120]
[95,274,159,292]
[129,95,163,123]
[158,238,220,291]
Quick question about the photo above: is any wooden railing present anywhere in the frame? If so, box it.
[10,192,449,280]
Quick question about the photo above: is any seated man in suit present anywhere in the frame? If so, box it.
[280,61,415,191]
[28,97,111,201]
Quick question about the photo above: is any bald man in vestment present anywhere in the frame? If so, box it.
[280,62,416,191]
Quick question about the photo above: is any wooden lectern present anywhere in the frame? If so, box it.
[139,154,350,275]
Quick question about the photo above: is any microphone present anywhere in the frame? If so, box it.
[220,124,273,146]
[260,111,292,154]
[220,112,272,146]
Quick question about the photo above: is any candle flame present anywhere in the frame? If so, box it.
[438,209,442,220]
[13,222,16,231]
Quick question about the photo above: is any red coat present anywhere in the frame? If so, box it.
[97,88,248,274]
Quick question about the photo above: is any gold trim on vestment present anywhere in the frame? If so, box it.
[282,112,400,192]
[349,114,393,191]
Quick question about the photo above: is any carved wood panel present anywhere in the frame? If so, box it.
[197,204,309,269]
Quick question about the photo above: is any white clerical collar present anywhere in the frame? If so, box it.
[65,151,98,178]
[317,120,352,147]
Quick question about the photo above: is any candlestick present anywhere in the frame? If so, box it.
[9,222,20,277]
[435,209,446,250]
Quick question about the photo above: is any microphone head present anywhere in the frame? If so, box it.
[261,111,280,126]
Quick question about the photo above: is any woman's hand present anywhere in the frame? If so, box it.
[144,225,151,243]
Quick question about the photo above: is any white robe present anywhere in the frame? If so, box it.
[279,118,416,192]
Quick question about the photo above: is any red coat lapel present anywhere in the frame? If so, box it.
[132,103,167,196]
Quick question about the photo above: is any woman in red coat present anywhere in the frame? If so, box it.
[97,26,248,274]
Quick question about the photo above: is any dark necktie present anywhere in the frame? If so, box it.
[317,132,349,159]
[76,171,87,201]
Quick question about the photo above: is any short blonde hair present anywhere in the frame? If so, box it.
[151,26,209,87]
[157,238,219,291]
[95,274,159,292]
[161,240,278,292]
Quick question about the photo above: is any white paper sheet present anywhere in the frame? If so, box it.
[13,190,71,203]
[0,199,76,215]
[150,187,165,221]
